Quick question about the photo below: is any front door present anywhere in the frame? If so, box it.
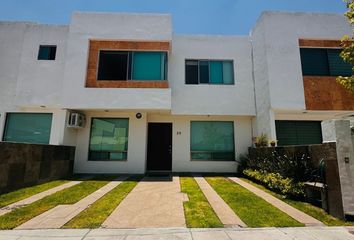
[147,123,172,172]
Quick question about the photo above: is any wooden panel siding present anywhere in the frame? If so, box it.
[86,40,170,88]
[299,39,342,48]
[303,76,354,110]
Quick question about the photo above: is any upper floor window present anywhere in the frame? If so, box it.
[38,45,56,60]
[300,48,352,76]
[97,51,167,81]
[185,60,234,85]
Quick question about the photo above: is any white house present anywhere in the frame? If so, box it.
[0,11,353,174]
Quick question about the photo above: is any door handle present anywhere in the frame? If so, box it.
[168,145,172,154]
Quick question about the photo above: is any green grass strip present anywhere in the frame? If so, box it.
[63,177,140,229]
[240,178,354,226]
[0,180,109,229]
[180,177,223,228]
[206,177,304,227]
[0,180,69,208]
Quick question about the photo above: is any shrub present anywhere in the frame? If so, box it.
[243,169,305,199]
[244,150,316,183]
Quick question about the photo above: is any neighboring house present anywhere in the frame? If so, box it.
[0,11,353,174]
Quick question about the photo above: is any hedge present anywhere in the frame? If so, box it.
[243,169,305,199]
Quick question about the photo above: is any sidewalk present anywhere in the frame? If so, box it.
[0,227,353,240]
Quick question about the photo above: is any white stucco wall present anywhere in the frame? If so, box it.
[15,24,68,107]
[61,12,172,110]
[0,22,27,140]
[251,12,352,138]
[74,111,148,174]
[256,12,351,110]
[148,114,252,173]
[170,35,255,116]
[73,112,252,174]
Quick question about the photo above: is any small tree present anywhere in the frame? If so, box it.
[337,0,354,92]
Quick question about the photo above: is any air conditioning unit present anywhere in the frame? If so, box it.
[67,112,86,128]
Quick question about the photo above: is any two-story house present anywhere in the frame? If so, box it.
[0,11,353,174]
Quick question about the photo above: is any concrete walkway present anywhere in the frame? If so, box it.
[16,177,127,229]
[0,181,82,217]
[194,177,247,228]
[229,177,324,226]
[102,176,188,228]
[0,227,353,240]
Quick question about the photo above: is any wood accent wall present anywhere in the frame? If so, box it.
[303,77,354,110]
[86,40,170,88]
[299,39,354,110]
[299,39,342,48]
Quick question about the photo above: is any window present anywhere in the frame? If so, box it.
[97,51,167,81]
[300,48,352,76]
[275,120,322,146]
[3,113,52,144]
[38,45,56,60]
[185,60,234,85]
[190,121,235,161]
[89,118,129,161]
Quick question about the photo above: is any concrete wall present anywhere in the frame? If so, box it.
[61,12,172,111]
[73,112,252,174]
[322,119,354,217]
[0,142,75,193]
[170,35,255,116]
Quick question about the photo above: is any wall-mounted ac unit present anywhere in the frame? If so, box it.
[67,112,86,128]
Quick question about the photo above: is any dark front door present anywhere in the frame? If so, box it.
[147,123,172,172]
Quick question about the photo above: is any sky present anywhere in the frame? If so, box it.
[0,0,347,35]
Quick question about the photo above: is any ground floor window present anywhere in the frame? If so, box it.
[275,120,322,146]
[190,121,235,161]
[89,118,129,161]
[3,113,52,144]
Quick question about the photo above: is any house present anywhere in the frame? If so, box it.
[0,11,353,174]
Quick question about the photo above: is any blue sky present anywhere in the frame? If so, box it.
[0,0,347,35]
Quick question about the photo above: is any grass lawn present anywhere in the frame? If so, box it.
[0,179,110,229]
[180,177,223,228]
[241,177,354,226]
[63,177,140,228]
[0,180,69,208]
[206,177,304,227]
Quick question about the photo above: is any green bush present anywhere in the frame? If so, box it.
[243,169,305,199]
[243,150,317,183]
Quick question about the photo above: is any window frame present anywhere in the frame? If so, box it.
[190,120,236,161]
[2,112,53,144]
[185,59,235,85]
[96,50,168,81]
[299,47,353,77]
[37,45,57,61]
[87,117,129,162]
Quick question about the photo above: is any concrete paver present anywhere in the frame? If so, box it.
[102,176,187,228]
[0,181,82,216]
[194,177,247,228]
[16,177,127,229]
[0,227,352,240]
[229,177,324,226]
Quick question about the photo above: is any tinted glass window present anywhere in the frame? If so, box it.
[38,45,56,60]
[3,113,52,144]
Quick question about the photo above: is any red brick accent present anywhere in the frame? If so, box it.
[303,76,354,110]
[86,40,170,88]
